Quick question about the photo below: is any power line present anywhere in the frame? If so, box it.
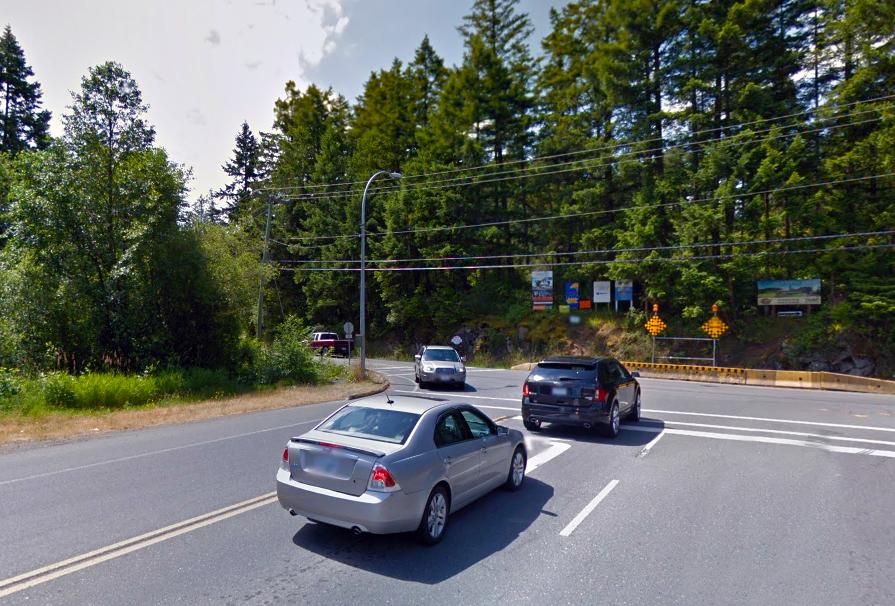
[293,112,887,200]
[278,243,895,273]
[254,92,895,195]
[278,112,886,203]
[281,171,894,243]
[365,172,895,239]
[274,230,895,266]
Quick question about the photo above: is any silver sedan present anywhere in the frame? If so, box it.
[276,395,527,544]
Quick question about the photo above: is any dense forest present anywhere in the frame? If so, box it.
[0,0,893,378]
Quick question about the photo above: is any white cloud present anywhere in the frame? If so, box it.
[3,0,349,201]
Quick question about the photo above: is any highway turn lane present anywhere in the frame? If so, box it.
[1,359,893,605]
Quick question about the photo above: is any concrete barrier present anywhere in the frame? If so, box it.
[511,359,895,395]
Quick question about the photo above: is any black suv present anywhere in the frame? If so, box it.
[521,356,641,437]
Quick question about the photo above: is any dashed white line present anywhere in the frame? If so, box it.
[643,409,895,433]
[559,480,619,537]
[637,429,666,458]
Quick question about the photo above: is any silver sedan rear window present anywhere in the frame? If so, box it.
[319,406,420,444]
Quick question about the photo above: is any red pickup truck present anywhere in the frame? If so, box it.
[310,332,354,356]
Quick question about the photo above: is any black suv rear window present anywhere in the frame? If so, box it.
[537,362,596,372]
[533,362,598,381]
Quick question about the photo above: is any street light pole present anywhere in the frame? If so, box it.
[360,170,401,379]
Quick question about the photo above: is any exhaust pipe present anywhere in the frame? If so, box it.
[583,423,592,429]
[351,526,363,536]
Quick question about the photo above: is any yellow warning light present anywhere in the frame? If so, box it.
[701,315,728,338]
[645,315,667,336]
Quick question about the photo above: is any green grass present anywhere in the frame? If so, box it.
[0,361,347,419]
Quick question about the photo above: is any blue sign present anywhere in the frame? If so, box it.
[564,281,580,310]
[615,279,633,302]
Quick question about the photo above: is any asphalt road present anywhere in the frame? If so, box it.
[1,359,894,605]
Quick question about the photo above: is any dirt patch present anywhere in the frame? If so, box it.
[0,378,387,447]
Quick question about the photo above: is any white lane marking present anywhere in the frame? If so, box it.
[476,404,520,412]
[369,366,413,371]
[559,480,619,537]
[0,492,278,598]
[525,440,571,473]
[393,389,517,403]
[624,425,895,458]
[643,409,895,433]
[653,420,895,447]
[0,419,323,487]
[512,415,523,421]
[637,429,667,458]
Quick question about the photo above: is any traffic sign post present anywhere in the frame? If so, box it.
[343,321,355,366]
[699,304,728,366]
[644,304,667,362]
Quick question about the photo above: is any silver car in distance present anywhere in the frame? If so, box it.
[277,394,527,544]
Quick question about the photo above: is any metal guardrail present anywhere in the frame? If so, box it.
[622,361,895,394]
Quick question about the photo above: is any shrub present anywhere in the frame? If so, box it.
[255,316,320,384]
[40,372,76,408]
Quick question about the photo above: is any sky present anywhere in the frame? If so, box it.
[3,0,565,202]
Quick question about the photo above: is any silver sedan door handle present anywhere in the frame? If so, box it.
[443,456,452,467]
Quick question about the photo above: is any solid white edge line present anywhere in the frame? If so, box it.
[624,425,895,458]
[0,492,278,597]
[643,408,895,433]
[637,429,667,458]
[559,480,619,537]
[525,440,571,473]
[656,420,895,447]
[391,390,519,404]
[0,419,324,487]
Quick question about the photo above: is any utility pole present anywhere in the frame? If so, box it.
[256,195,273,339]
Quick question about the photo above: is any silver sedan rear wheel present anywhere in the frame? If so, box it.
[504,447,526,491]
[417,486,449,545]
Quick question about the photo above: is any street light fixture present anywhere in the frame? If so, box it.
[359,170,402,378]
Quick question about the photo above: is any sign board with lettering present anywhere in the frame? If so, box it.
[757,279,821,305]
[615,280,633,301]
[593,281,611,303]
[564,281,580,310]
[531,270,554,310]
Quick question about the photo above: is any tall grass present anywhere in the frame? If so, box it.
[0,320,350,417]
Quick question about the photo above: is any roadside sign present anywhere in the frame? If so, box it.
[701,316,728,338]
[450,335,462,345]
[343,321,354,335]
[644,312,667,336]
[593,281,611,303]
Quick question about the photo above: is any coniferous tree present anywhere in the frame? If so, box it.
[214,121,261,222]
[0,25,50,154]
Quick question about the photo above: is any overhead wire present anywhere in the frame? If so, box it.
[273,230,895,266]
[276,112,887,202]
[278,243,895,272]
[252,92,895,195]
